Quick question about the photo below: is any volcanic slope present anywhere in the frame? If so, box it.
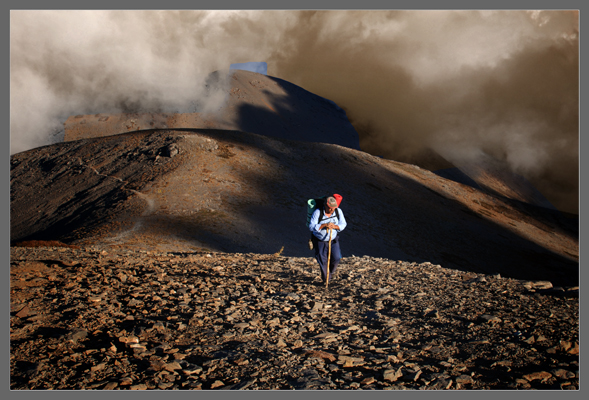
[434,152,559,211]
[61,68,562,213]
[10,128,578,287]
[63,69,360,151]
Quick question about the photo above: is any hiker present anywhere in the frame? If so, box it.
[309,196,347,283]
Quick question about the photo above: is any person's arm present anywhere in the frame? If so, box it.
[334,209,346,231]
[309,208,320,232]
[309,209,326,237]
[324,210,346,231]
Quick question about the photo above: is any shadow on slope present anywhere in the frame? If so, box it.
[229,91,578,286]
[168,125,578,288]
[223,69,361,150]
[10,122,578,288]
[10,132,186,245]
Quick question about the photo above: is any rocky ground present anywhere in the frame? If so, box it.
[10,243,579,390]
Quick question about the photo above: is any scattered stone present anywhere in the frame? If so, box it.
[551,369,576,380]
[305,350,336,362]
[480,315,502,324]
[523,371,553,382]
[15,305,33,319]
[162,143,179,158]
[130,383,148,390]
[210,380,225,389]
[338,355,365,367]
[120,377,133,386]
[455,374,473,384]
[149,360,166,372]
[523,281,553,290]
[9,247,579,390]
[361,376,375,385]
[90,363,107,372]
[69,329,88,343]
[158,382,174,389]
[184,362,204,374]
[428,377,453,390]
[383,368,403,382]
[164,362,182,372]
[559,341,579,355]
[221,380,256,390]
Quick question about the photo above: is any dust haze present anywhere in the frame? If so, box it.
[10,10,579,214]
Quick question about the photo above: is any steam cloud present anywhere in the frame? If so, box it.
[10,10,579,213]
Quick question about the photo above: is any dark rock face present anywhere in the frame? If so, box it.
[10,245,578,390]
[10,132,185,244]
[10,129,578,287]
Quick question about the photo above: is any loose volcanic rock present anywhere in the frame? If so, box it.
[10,246,578,390]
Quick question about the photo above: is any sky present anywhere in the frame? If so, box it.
[9,10,579,214]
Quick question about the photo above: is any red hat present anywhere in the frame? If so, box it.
[333,194,342,207]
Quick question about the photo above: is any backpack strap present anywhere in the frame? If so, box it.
[319,207,340,224]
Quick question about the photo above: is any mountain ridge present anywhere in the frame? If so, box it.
[10,128,578,287]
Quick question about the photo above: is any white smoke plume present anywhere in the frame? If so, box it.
[10,10,578,213]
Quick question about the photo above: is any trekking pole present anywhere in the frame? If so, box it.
[326,227,332,289]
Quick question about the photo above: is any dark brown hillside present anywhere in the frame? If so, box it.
[61,69,566,215]
[63,69,360,151]
[10,128,578,287]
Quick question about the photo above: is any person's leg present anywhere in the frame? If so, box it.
[328,240,342,278]
[314,240,329,282]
